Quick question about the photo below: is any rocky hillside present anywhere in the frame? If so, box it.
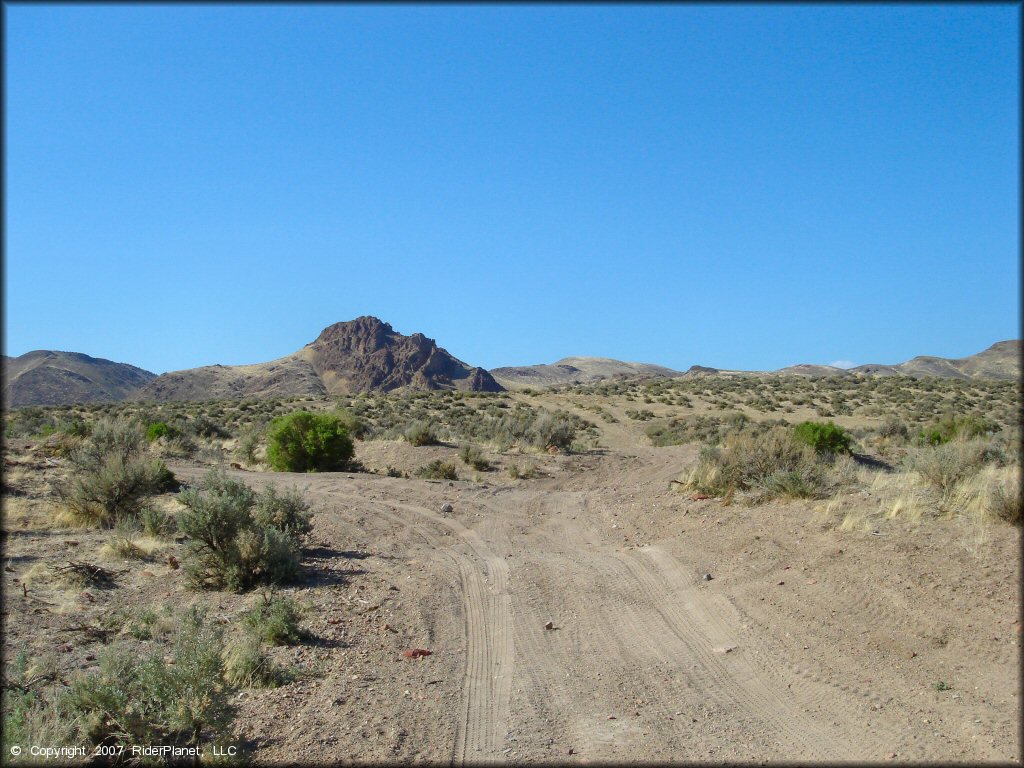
[2,351,156,407]
[490,357,682,389]
[135,317,502,402]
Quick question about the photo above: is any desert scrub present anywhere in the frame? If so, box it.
[177,470,312,592]
[54,416,178,527]
[63,607,234,751]
[682,427,828,501]
[265,411,354,472]
[139,505,174,538]
[243,592,304,645]
[915,415,995,446]
[2,650,73,753]
[903,438,998,494]
[404,420,439,446]
[222,633,289,688]
[508,461,537,480]
[415,460,458,481]
[458,443,492,471]
[792,421,853,455]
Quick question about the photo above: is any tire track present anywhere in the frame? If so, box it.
[354,494,514,764]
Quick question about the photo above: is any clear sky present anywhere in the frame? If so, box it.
[4,4,1019,374]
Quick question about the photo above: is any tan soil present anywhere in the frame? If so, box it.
[2,435,1019,764]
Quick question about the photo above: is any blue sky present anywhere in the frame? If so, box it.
[4,4,1019,374]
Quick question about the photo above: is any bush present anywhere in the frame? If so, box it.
[458,443,492,471]
[987,469,1021,525]
[55,417,178,527]
[527,410,582,451]
[404,421,438,447]
[186,414,231,440]
[222,634,287,688]
[792,421,852,455]
[243,592,304,645]
[177,470,311,592]
[64,607,233,749]
[253,484,313,541]
[916,415,995,446]
[905,440,992,494]
[146,421,178,442]
[683,427,827,500]
[140,505,173,538]
[266,411,354,472]
[333,407,367,440]
[415,460,458,481]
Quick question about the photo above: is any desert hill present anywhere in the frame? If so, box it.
[1,350,156,408]
[490,357,682,389]
[134,316,502,402]
[778,340,1020,381]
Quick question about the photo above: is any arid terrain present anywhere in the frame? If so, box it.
[2,370,1020,765]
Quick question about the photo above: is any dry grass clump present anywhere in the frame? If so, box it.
[681,427,829,501]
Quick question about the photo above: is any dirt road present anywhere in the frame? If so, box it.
[169,443,1019,764]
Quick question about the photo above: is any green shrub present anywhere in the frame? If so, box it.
[64,607,233,748]
[415,460,458,481]
[792,421,852,455]
[222,634,288,688]
[266,411,354,472]
[253,484,313,541]
[177,470,310,592]
[140,505,173,538]
[404,421,438,447]
[2,650,73,749]
[916,415,995,446]
[458,443,492,471]
[146,421,178,442]
[55,417,178,527]
[243,592,304,645]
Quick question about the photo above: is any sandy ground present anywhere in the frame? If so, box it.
[3,433,1020,764]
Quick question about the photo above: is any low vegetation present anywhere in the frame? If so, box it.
[265,411,355,472]
[54,416,177,527]
[176,470,313,592]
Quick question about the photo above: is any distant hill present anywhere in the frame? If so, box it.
[135,316,502,402]
[780,341,1020,381]
[490,357,682,389]
[2,351,156,408]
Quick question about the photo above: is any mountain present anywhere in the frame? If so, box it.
[490,357,682,389]
[2,351,156,408]
[781,341,1020,381]
[134,317,502,402]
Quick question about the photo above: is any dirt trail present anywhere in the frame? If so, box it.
[169,448,1019,764]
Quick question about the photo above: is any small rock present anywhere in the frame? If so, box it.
[713,645,736,654]
[440,503,454,514]
[607,715,616,720]
[167,554,179,570]
[544,621,554,630]
[566,747,575,755]
[702,573,713,581]
[403,648,432,659]
[777,580,785,586]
